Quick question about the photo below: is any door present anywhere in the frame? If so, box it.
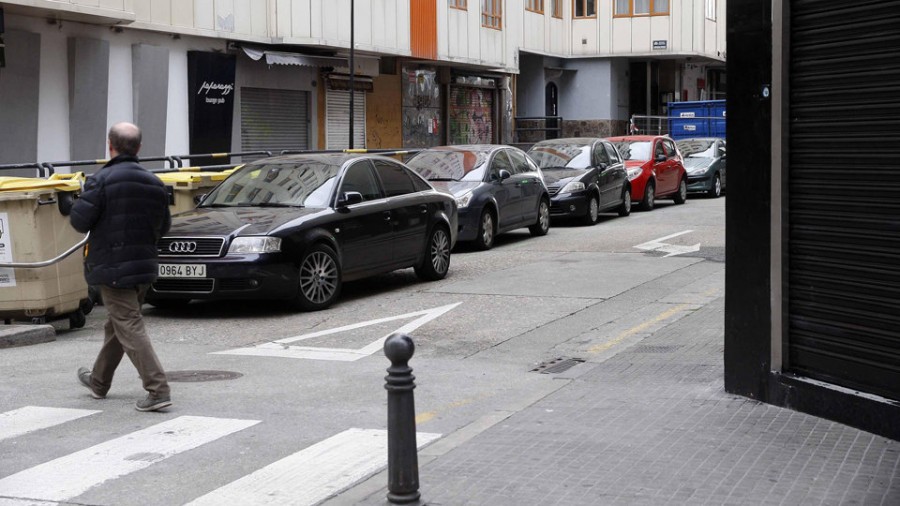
[545,83,559,140]
[662,138,683,194]
[333,161,392,277]
[326,89,366,149]
[604,141,628,207]
[486,151,516,228]
[372,159,429,265]
[505,149,542,222]
[651,139,673,194]
[241,88,309,161]
[592,141,615,206]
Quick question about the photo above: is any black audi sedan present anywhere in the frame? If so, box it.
[406,145,550,250]
[147,154,458,311]
[675,137,726,198]
[527,138,631,224]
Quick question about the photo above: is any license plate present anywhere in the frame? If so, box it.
[158,264,206,278]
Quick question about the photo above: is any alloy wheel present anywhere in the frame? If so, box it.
[482,213,494,246]
[299,251,338,304]
[589,197,599,222]
[430,228,450,274]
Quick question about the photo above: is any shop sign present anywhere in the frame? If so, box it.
[187,51,236,164]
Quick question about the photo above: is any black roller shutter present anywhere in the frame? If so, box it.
[787,0,900,400]
[241,88,309,159]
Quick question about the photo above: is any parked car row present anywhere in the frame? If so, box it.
[146,136,723,311]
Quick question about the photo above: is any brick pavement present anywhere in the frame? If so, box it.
[353,297,899,505]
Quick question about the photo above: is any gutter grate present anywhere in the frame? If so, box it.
[530,357,585,374]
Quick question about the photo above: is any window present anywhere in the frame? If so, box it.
[615,0,668,16]
[552,0,562,18]
[489,151,513,180]
[374,161,417,197]
[574,0,596,18]
[449,0,467,10]
[605,143,622,164]
[482,0,502,29]
[705,0,716,20]
[663,139,678,159]
[340,162,382,202]
[593,143,611,166]
[654,141,666,161]
[506,149,532,175]
[526,1,544,14]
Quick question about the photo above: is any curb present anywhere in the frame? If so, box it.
[0,325,56,348]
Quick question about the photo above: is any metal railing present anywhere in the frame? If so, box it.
[0,233,89,269]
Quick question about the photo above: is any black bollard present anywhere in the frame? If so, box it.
[384,333,421,504]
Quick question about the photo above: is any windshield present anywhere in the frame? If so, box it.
[676,139,717,159]
[201,162,340,208]
[527,144,592,169]
[406,150,489,182]
[612,141,653,161]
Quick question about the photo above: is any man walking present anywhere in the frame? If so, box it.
[70,122,173,412]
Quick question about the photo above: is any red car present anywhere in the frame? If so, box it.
[607,135,688,211]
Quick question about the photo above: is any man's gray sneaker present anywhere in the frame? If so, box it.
[135,394,172,412]
[77,367,105,399]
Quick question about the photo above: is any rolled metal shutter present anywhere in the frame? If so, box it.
[787,0,900,400]
[325,89,366,149]
[241,88,309,158]
[449,86,494,144]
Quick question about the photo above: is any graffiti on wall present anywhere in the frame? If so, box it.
[449,87,493,145]
[401,67,442,148]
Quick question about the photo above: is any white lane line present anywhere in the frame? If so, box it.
[0,406,100,442]
[634,230,700,257]
[0,416,260,502]
[185,428,441,506]
[215,302,461,361]
[0,498,59,506]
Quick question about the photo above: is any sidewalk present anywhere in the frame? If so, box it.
[346,297,899,505]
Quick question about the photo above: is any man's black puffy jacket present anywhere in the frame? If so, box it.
[70,155,171,287]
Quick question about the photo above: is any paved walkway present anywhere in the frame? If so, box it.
[344,297,899,505]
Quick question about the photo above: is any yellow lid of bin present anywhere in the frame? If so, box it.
[0,176,82,192]
[157,170,231,184]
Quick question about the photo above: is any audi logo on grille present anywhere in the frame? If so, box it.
[168,241,198,253]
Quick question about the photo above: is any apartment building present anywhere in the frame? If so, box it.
[0,1,725,168]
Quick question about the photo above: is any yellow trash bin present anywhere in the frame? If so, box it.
[0,175,91,328]
[157,170,232,215]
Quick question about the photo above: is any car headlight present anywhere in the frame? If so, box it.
[627,167,643,180]
[687,166,709,175]
[228,236,282,254]
[560,181,585,194]
[456,191,473,208]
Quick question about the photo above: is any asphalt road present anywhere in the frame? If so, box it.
[0,194,725,506]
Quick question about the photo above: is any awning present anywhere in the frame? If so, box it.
[242,47,347,68]
[544,66,577,79]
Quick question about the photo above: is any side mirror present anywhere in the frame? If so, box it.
[498,169,512,181]
[597,162,608,170]
[194,193,207,205]
[337,191,364,207]
[654,154,667,163]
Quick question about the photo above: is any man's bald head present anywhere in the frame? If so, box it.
[108,122,142,157]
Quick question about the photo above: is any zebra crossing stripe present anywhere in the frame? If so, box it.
[0,406,100,442]
[185,428,441,506]
[0,415,260,502]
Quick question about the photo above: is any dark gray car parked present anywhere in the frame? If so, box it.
[676,137,727,198]
[406,145,550,250]
[527,138,631,225]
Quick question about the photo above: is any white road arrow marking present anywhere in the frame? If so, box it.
[214,302,461,361]
[634,230,701,257]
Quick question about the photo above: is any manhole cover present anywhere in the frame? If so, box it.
[167,370,243,382]
[530,358,585,374]
[632,345,682,354]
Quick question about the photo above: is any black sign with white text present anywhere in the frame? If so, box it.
[187,51,236,165]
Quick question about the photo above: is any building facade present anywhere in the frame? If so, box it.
[0,1,725,171]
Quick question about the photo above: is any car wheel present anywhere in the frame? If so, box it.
[68,309,86,329]
[475,208,496,250]
[581,195,600,226]
[618,188,632,217]
[529,199,551,236]
[673,178,687,205]
[294,243,341,311]
[708,173,722,198]
[415,225,451,281]
[640,181,655,211]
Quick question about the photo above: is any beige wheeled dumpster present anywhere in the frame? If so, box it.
[158,170,233,215]
[0,174,92,329]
